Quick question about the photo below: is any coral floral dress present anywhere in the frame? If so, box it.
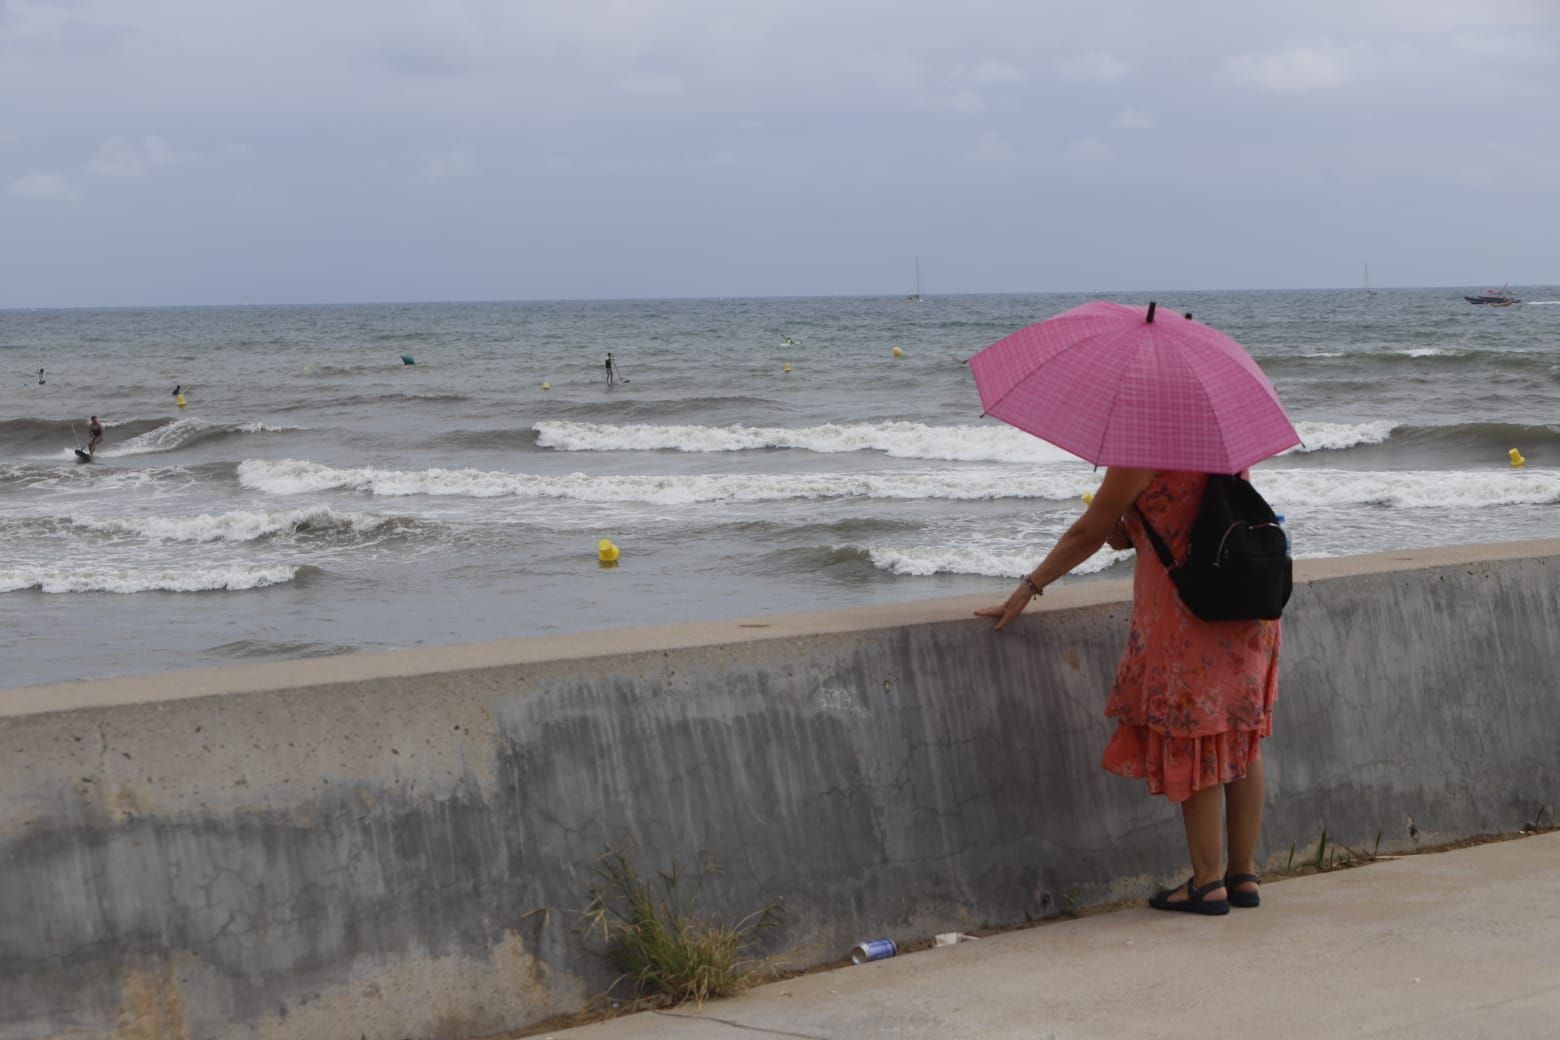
[1101,471,1281,803]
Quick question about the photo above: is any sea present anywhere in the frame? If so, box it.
[3,288,1558,690]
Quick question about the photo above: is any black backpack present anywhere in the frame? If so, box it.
[1136,475,1292,622]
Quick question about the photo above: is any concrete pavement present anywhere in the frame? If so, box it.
[536,831,1560,1040]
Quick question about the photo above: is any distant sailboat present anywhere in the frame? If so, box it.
[1363,263,1377,299]
[906,257,924,303]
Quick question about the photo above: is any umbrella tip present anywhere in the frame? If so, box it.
[1146,301,1157,323]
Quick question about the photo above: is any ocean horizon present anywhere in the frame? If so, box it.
[4,281,1551,311]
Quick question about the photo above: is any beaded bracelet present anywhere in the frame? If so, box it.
[1022,575,1043,598]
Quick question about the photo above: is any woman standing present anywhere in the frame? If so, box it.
[977,466,1279,915]
[967,301,1297,917]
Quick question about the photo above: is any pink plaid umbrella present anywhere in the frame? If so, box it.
[968,300,1300,474]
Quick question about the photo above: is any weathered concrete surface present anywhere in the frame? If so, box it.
[1,539,1557,1039]
[544,832,1560,1040]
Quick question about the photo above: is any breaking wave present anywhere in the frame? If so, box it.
[106,418,298,457]
[0,564,307,594]
[237,458,1091,504]
[1257,467,1560,509]
[533,420,1080,463]
[861,543,1130,578]
[64,507,415,545]
[1288,421,1397,453]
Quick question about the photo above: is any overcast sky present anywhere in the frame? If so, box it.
[3,1,1557,307]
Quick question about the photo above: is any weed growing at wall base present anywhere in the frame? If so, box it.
[583,844,784,1009]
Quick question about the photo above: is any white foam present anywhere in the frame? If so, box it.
[533,420,1083,464]
[0,564,300,594]
[865,544,1129,578]
[1257,467,1560,509]
[237,458,1093,505]
[1288,420,1396,453]
[1391,346,1458,358]
[71,507,391,544]
[236,457,1560,512]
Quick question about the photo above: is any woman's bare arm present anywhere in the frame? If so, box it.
[975,466,1153,631]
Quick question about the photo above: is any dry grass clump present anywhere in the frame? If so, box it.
[583,845,783,1010]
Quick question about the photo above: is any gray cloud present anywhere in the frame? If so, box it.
[1055,50,1130,82]
[1,0,1557,306]
[86,135,195,177]
[10,172,77,200]
[419,149,478,182]
[1223,42,1355,92]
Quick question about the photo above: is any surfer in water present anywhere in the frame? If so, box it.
[604,353,616,386]
[87,416,104,456]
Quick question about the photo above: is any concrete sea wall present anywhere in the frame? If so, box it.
[3,540,1558,1039]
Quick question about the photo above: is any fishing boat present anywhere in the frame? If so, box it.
[1465,284,1520,305]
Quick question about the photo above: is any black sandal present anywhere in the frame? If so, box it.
[1149,876,1230,916]
[1225,872,1261,908]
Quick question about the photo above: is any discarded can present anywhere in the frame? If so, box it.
[850,938,897,964]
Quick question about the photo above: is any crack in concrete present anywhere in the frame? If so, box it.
[650,1008,833,1039]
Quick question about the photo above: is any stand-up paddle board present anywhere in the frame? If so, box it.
[74,449,94,463]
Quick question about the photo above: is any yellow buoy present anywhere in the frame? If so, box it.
[783,362,792,373]
[1081,492,1095,506]
[1509,448,1526,467]
[175,393,186,408]
[891,345,904,358]
[542,382,551,391]
[597,538,620,565]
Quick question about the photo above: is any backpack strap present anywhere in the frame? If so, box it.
[1135,506,1180,573]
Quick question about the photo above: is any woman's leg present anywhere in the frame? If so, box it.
[1162,782,1226,902]
[1224,755,1266,896]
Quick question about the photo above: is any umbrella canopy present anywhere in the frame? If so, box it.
[969,301,1300,474]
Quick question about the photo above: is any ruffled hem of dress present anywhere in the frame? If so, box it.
[1101,723,1265,804]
